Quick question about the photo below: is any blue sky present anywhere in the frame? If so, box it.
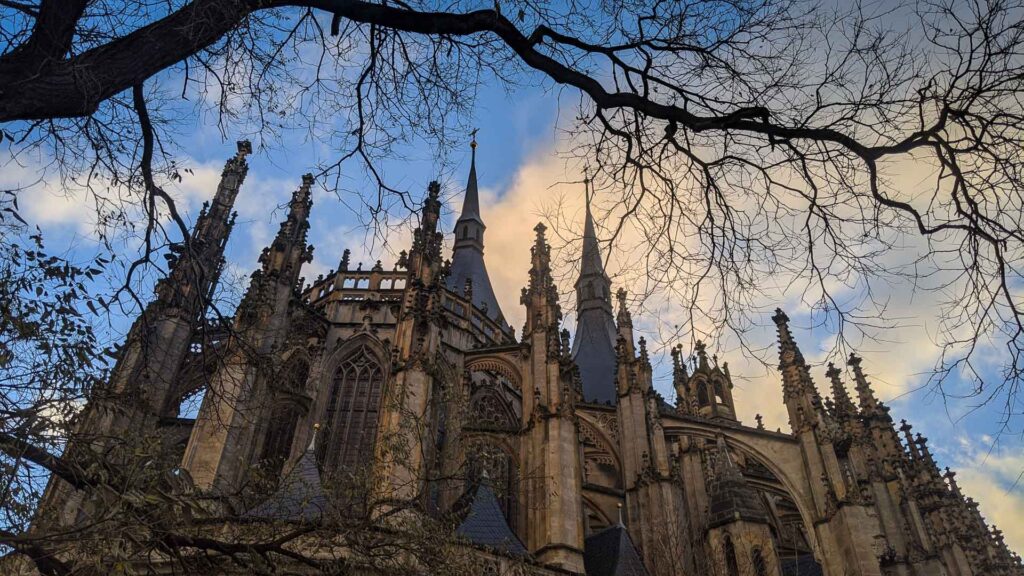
[2,22,1023,551]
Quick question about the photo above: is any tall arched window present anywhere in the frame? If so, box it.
[724,535,740,576]
[714,380,726,404]
[258,357,309,479]
[259,405,303,477]
[319,345,384,475]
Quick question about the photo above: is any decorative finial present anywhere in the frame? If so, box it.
[470,127,479,149]
[616,502,624,525]
[308,423,321,451]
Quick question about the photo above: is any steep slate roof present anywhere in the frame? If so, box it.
[446,140,507,326]
[583,522,650,576]
[455,481,528,557]
[572,189,619,405]
[707,436,768,527]
[245,439,328,523]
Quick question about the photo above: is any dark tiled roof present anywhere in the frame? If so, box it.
[244,448,328,523]
[456,482,527,557]
[781,554,824,576]
[584,523,650,576]
[572,308,619,404]
[447,247,506,323]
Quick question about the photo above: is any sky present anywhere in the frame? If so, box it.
[3,16,1024,553]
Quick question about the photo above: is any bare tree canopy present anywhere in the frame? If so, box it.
[3,0,1024,572]
[1,0,1023,471]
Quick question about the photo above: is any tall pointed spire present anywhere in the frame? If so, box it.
[447,133,506,326]
[460,132,482,224]
[580,178,606,283]
[848,353,889,420]
[237,174,315,326]
[155,140,250,314]
[571,177,619,405]
[521,223,562,336]
[261,173,315,281]
[826,362,856,419]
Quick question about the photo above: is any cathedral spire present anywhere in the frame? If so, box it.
[848,353,889,420]
[260,174,315,281]
[772,309,828,432]
[579,178,606,285]
[460,133,482,225]
[826,362,857,419]
[521,223,561,337]
[155,141,250,314]
[447,134,506,325]
[571,177,618,404]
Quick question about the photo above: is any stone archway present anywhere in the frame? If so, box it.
[464,354,522,389]
[664,423,824,569]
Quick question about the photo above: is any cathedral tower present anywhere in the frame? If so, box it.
[37,142,251,526]
[571,181,618,404]
[446,136,505,325]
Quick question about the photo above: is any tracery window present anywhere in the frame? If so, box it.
[468,390,516,432]
[318,345,384,475]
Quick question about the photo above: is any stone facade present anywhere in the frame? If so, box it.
[37,140,1024,576]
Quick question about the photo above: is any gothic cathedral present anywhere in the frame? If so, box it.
[35,140,1024,576]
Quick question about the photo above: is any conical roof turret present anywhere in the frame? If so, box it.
[707,436,768,527]
[447,135,506,325]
